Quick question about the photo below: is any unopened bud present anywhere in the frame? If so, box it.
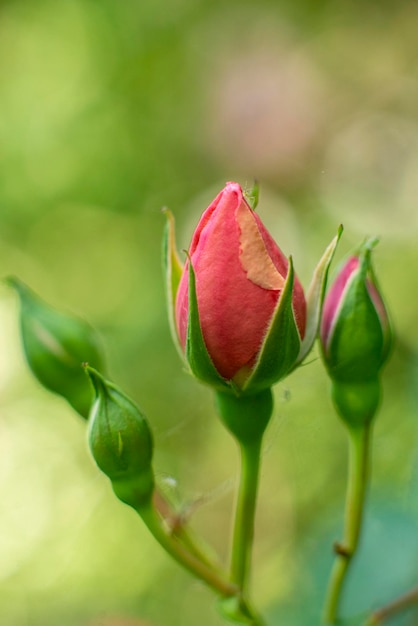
[86,367,154,508]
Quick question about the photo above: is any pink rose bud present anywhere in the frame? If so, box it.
[174,182,306,388]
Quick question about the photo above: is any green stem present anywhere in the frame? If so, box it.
[230,438,263,594]
[137,501,238,598]
[153,488,223,572]
[323,423,372,624]
[214,389,272,625]
[140,494,265,625]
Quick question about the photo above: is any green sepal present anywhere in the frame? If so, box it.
[241,256,300,394]
[361,239,392,365]
[86,366,154,508]
[8,277,105,418]
[295,225,343,366]
[215,388,273,445]
[326,241,387,384]
[162,209,184,359]
[244,180,259,210]
[332,379,380,427]
[185,259,231,392]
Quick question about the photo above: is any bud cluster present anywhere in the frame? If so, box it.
[7,181,394,626]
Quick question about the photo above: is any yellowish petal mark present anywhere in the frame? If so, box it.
[237,203,285,290]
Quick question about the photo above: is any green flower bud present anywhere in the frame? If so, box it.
[8,277,105,418]
[320,240,391,383]
[320,240,392,425]
[86,367,154,508]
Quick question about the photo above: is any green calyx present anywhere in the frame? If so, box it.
[86,367,154,507]
[185,258,232,392]
[215,388,273,445]
[162,209,184,360]
[8,277,105,418]
[295,225,343,367]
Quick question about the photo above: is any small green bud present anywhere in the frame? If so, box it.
[86,367,154,507]
[8,277,105,418]
[320,240,391,384]
[320,240,392,426]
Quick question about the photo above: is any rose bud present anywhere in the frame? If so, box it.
[8,277,105,418]
[86,366,154,508]
[320,239,392,425]
[163,182,342,395]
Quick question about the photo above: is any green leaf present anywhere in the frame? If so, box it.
[243,256,301,393]
[162,209,184,359]
[296,225,343,366]
[185,259,231,392]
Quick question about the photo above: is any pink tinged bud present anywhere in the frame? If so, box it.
[320,256,360,354]
[366,277,391,359]
[320,241,392,386]
[175,182,306,383]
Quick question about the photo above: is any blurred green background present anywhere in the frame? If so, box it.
[0,0,418,625]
